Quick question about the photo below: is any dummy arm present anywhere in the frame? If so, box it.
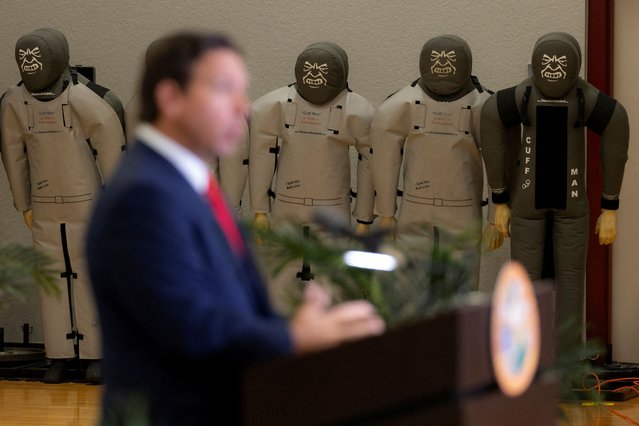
[476,104,505,252]
[479,89,525,244]
[479,92,512,204]
[219,122,249,214]
[597,101,629,246]
[71,84,125,183]
[370,96,410,238]
[0,88,32,214]
[249,90,286,227]
[350,98,376,234]
[596,96,629,209]
[589,93,629,245]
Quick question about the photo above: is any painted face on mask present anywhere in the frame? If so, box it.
[301,61,329,88]
[295,42,348,105]
[18,46,43,75]
[419,35,472,97]
[429,49,457,77]
[15,28,69,93]
[539,54,568,82]
[531,32,581,99]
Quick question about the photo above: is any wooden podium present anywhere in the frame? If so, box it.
[243,286,556,425]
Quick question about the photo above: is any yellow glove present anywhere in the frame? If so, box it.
[253,213,269,245]
[379,216,397,242]
[354,222,370,236]
[595,209,617,245]
[482,223,504,251]
[494,204,511,237]
[23,210,33,230]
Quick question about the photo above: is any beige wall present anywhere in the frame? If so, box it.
[612,0,639,363]
[0,0,585,343]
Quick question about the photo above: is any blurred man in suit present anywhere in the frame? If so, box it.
[86,31,384,426]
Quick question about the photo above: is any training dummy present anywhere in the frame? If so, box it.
[0,28,125,382]
[249,42,374,304]
[480,32,629,339]
[371,35,502,289]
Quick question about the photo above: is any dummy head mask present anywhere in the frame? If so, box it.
[418,35,473,98]
[531,32,581,99]
[295,42,348,105]
[15,28,70,94]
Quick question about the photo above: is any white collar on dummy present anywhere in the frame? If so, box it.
[136,122,209,195]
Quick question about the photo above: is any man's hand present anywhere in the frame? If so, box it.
[494,204,511,237]
[596,209,617,245]
[290,283,385,354]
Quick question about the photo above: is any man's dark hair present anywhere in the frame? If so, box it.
[140,31,241,123]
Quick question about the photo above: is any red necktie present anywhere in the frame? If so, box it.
[207,177,245,256]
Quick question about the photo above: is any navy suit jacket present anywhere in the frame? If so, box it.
[87,141,292,425]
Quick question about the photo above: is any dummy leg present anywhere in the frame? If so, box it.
[510,214,547,281]
[34,221,74,383]
[553,213,588,352]
[65,221,102,383]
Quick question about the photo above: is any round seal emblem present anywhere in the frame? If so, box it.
[491,261,541,397]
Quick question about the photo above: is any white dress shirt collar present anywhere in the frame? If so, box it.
[136,123,210,195]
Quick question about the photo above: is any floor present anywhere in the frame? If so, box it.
[0,380,101,426]
[1,380,639,425]
[558,400,639,425]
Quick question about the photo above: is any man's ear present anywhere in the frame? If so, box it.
[154,78,183,121]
